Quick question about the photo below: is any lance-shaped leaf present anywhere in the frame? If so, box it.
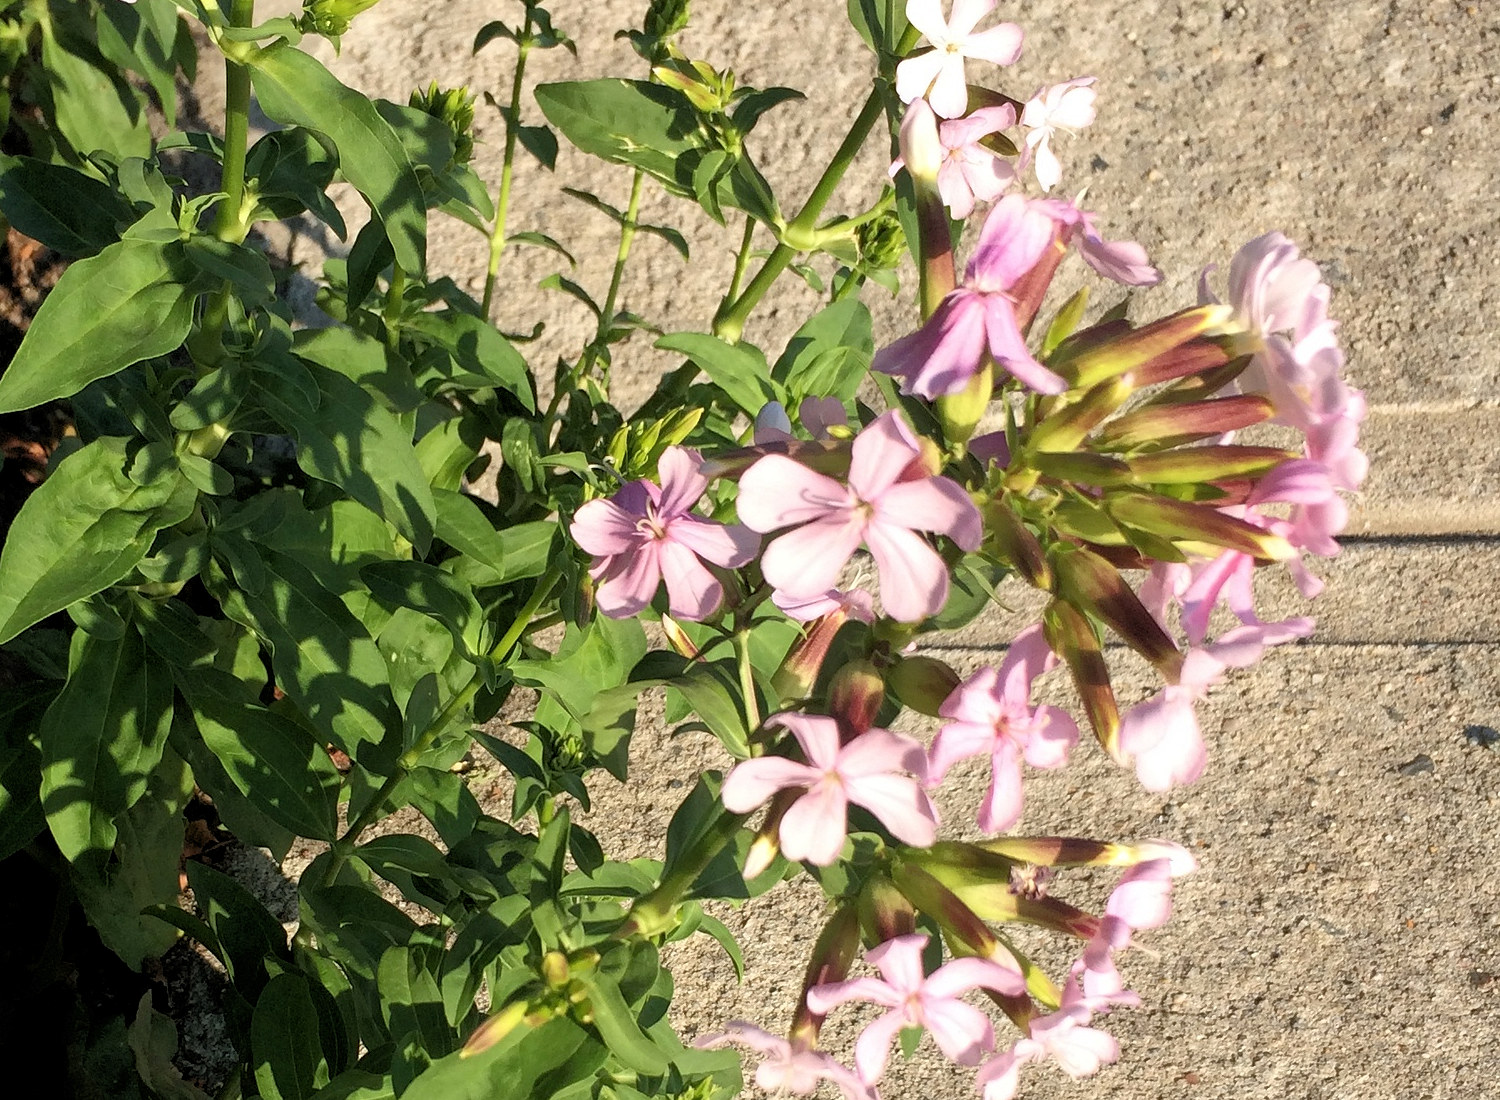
[254,360,436,554]
[177,668,342,842]
[39,625,173,861]
[400,310,534,410]
[0,686,54,861]
[253,973,331,1100]
[208,545,402,772]
[248,42,427,276]
[655,332,778,418]
[0,155,135,256]
[0,238,195,413]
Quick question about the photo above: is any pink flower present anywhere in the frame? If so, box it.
[773,586,876,624]
[1035,198,1162,287]
[975,979,1121,1100]
[737,411,982,622]
[873,195,1066,398]
[720,713,938,866]
[1118,622,1308,791]
[570,447,757,620]
[926,626,1078,832]
[694,1022,875,1099]
[896,0,1025,119]
[808,933,1025,1084]
[1020,77,1097,192]
[898,101,1019,219]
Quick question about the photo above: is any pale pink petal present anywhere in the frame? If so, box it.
[1031,136,1062,191]
[570,498,642,557]
[772,712,845,771]
[806,976,903,1015]
[876,478,983,548]
[1078,231,1163,286]
[1050,1025,1119,1078]
[921,998,996,1065]
[937,160,979,219]
[873,290,989,398]
[668,515,759,567]
[737,455,850,531]
[760,513,868,599]
[798,396,848,438]
[923,955,1025,1000]
[927,719,997,787]
[1106,859,1174,930]
[976,740,1024,832]
[593,541,662,618]
[1021,706,1078,769]
[903,0,952,44]
[961,21,1024,64]
[976,1048,1026,1100]
[984,294,1067,393]
[720,756,821,812]
[849,411,921,501]
[844,772,939,848]
[967,194,1056,290]
[867,934,928,992]
[895,48,948,107]
[854,1010,908,1084]
[996,624,1057,700]
[837,728,926,779]
[864,522,950,622]
[1119,691,1205,792]
[947,0,998,38]
[656,446,709,516]
[658,540,726,620]
[927,56,971,119]
[779,781,850,865]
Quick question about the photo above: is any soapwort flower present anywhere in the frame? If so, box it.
[1020,77,1097,192]
[896,0,1025,119]
[570,446,757,620]
[737,410,982,622]
[720,713,937,866]
[694,1022,874,1099]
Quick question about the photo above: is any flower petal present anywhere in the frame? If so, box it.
[720,756,820,812]
[668,515,759,567]
[864,521,949,622]
[894,48,947,107]
[849,411,922,501]
[737,455,850,531]
[845,772,939,848]
[760,513,867,599]
[655,446,709,517]
[571,497,643,557]
[875,477,982,548]
[921,997,995,1065]
[593,541,661,618]
[961,21,1024,65]
[927,55,971,119]
[837,727,927,779]
[771,712,844,770]
[658,539,726,620]
[779,781,850,865]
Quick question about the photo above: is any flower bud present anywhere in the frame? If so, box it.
[986,500,1053,590]
[1025,375,1134,454]
[886,655,962,717]
[644,0,691,38]
[1007,235,1069,332]
[856,208,907,272]
[461,998,530,1058]
[1050,546,1183,680]
[302,0,380,36]
[935,361,993,448]
[1029,451,1134,488]
[772,610,854,702]
[977,836,1196,876]
[898,98,943,186]
[858,874,917,943]
[828,659,885,736]
[1126,444,1295,485]
[1043,599,1121,759]
[409,82,476,164]
[892,862,1002,958]
[1105,490,1296,561]
[742,789,795,880]
[1055,305,1233,390]
[790,904,860,1044]
[914,859,1101,939]
[1127,337,1234,388]
[660,613,702,659]
[1092,393,1275,450]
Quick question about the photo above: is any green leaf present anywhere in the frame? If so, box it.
[401,311,534,410]
[254,360,437,553]
[573,967,669,1074]
[448,521,557,588]
[0,238,195,413]
[69,749,193,969]
[730,87,805,132]
[399,1017,589,1100]
[294,325,422,411]
[516,124,558,170]
[0,155,132,256]
[630,652,748,757]
[513,616,646,735]
[772,299,874,402]
[0,438,196,644]
[847,0,912,54]
[178,668,342,842]
[0,686,56,861]
[40,18,151,161]
[654,333,778,417]
[186,859,292,992]
[253,974,331,1100]
[207,546,402,772]
[39,625,173,861]
[378,945,455,1060]
[248,42,427,276]
[127,993,212,1100]
[183,235,276,307]
[508,231,575,265]
[361,560,483,653]
[431,489,506,570]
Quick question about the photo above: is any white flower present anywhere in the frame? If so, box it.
[896,0,1024,119]
[1020,77,1098,191]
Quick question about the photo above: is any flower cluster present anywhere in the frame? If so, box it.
[562,1,1362,1095]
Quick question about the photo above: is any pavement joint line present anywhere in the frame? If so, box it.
[928,639,1500,654]
[1339,532,1500,546]
[1366,401,1500,414]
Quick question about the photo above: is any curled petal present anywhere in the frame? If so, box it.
[720,756,820,812]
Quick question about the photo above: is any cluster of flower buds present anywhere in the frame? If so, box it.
[569,0,1362,1094]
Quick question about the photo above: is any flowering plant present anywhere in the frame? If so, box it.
[0,0,1361,1097]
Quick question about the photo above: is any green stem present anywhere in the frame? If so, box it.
[330,563,564,869]
[712,87,887,343]
[383,263,406,351]
[187,0,255,371]
[733,626,759,732]
[618,806,748,938]
[716,215,757,320]
[481,28,533,318]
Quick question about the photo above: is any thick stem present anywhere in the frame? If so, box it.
[712,87,887,343]
[481,30,533,318]
[617,806,748,938]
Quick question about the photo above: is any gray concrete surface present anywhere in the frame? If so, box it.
[212,2,1500,1097]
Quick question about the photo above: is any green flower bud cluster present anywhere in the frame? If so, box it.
[300,0,381,38]
[644,0,691,39]
[409,82,477,165]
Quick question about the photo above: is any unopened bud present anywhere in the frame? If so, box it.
[1057,305,1233,390]
[302,0,380,36]
[977,836,1195,876]
[540,950,569,987]
[1043,600,1121,759]
[986,501,1053,590]
[1029,451,1134,488]
[1093,394,1275,450]
[772,611,853,702]
[742,789,795,880]
[660,613,702,659]
[1105,490,1296,561]
[828,659,885,735]
[409,82,476,164]
[461,998,530,1058]
[1127,337,1234,388]
[1026,375,1134,454]
[791,905,861,1044]
[1126,444,1295,485]
[935,361,994,448]
[1051,547,1182,680]
[898,98,943,185]
[886,655,961,717]
[858,874,916,943]
[856,208,907,271]
[644,0,691,38]
[892,863,1002,958]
